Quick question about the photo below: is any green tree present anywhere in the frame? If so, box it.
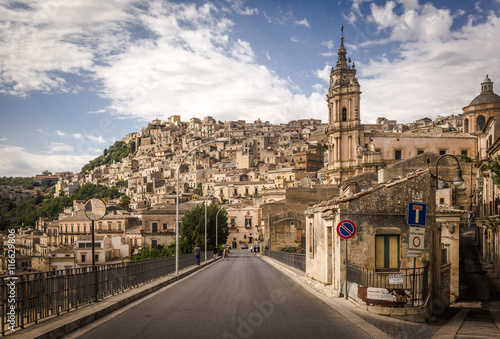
[179,204,229,254]
[119,195,131,210]
[489,157,500,187]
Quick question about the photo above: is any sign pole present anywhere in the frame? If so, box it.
[92,219,97,302]
[345,239,348,300]
[412,257,416,306]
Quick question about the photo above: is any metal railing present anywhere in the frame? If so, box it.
[264,250,306,272]
[347,263,429,306]
[0,253,196,335]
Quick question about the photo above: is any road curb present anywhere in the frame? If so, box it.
[7,259,219,339]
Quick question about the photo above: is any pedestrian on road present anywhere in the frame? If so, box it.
[194,244,201,265]
[250,245,254,253]
[213,246,218,259]
[222,246,228,260]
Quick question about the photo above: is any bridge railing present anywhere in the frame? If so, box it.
[0,253,196,335]
[263,250,306,272]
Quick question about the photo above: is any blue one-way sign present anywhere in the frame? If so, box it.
[407,202,427,226]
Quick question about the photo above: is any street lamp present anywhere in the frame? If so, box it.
[205,184,234,262]
[435,154,465,189]
[175,137,228,275]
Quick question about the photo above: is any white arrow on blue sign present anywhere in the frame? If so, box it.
[407,202,427,226]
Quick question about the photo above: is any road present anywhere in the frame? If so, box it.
[66,250,374,339]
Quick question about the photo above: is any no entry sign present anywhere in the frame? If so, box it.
[337,220,356,240]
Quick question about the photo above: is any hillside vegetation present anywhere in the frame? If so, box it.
[81,140,136,174]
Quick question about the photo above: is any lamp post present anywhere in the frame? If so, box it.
[205,184,234,262]
[435,154,465,189]
[175,138,228,275]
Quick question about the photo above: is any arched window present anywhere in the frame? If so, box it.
[342,107,347,121]
[464,118,469,133]
[477,115,486,131]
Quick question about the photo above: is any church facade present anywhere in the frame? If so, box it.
[325,36,490,185]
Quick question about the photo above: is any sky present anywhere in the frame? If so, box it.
[1,0,500,177]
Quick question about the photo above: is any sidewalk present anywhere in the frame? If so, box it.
[7,258,218,339]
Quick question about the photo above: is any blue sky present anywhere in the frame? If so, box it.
[1,0,500,177]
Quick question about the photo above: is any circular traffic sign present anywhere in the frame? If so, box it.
[413,236,421,248]
[337,219,356,240]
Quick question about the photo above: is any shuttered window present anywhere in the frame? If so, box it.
[375,235,400,268]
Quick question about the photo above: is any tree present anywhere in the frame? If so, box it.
[179,204,229,254]
[119,195,131,210]
[489,157,500,187]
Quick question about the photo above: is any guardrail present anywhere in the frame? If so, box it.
[263,250,306,272]
[347,263,429,306]
[0,254,196,335]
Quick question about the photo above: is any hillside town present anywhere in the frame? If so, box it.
[2,35,500,322]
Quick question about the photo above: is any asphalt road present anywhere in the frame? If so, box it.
[68,250,374,339]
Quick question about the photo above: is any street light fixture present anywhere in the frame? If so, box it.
[435,154,465,189]
[205,184,234,262]
[175,137,228,275]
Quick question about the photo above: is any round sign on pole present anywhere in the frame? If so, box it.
[337,219,356,240]
[85,198,107,221]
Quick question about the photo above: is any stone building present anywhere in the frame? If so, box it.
[226,204,261,249]
[305,169,460,321]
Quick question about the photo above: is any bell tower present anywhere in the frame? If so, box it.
[326,30,363,185]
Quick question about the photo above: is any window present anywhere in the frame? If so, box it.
[78,243,85,248]
[439,150,446,155]
[297,229,302,242]
[151,240,157,248]
[245,218,252,227]
[230,218,236,226]
[417,150,424,155]
[81,254,86,263]
[461,150,468,157]
[244,235,247,239]
[83,226,86,233]
[375,235,399,268]
[163,223,167,230]
[439,198,445,205]
[342,107,347,121]
[152,222,158,233]
[395,150,402,160]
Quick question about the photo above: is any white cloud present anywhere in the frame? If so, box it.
[0,1,326,127]
[0,137,8,142]
[225,0,258,16]
[352,3,500,123]
[49,142,74,153]
[73,133,85,141]
[0,144,94,177]
[56,130,68,137]
[290,36,298,43]
[296,18,310,27]
[321,40,334,49]
[0,0,136,97]
[89,109,106,114]
[88,135,106,144]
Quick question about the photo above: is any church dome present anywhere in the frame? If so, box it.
[469,92,500,105]
[469,75,500,105]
